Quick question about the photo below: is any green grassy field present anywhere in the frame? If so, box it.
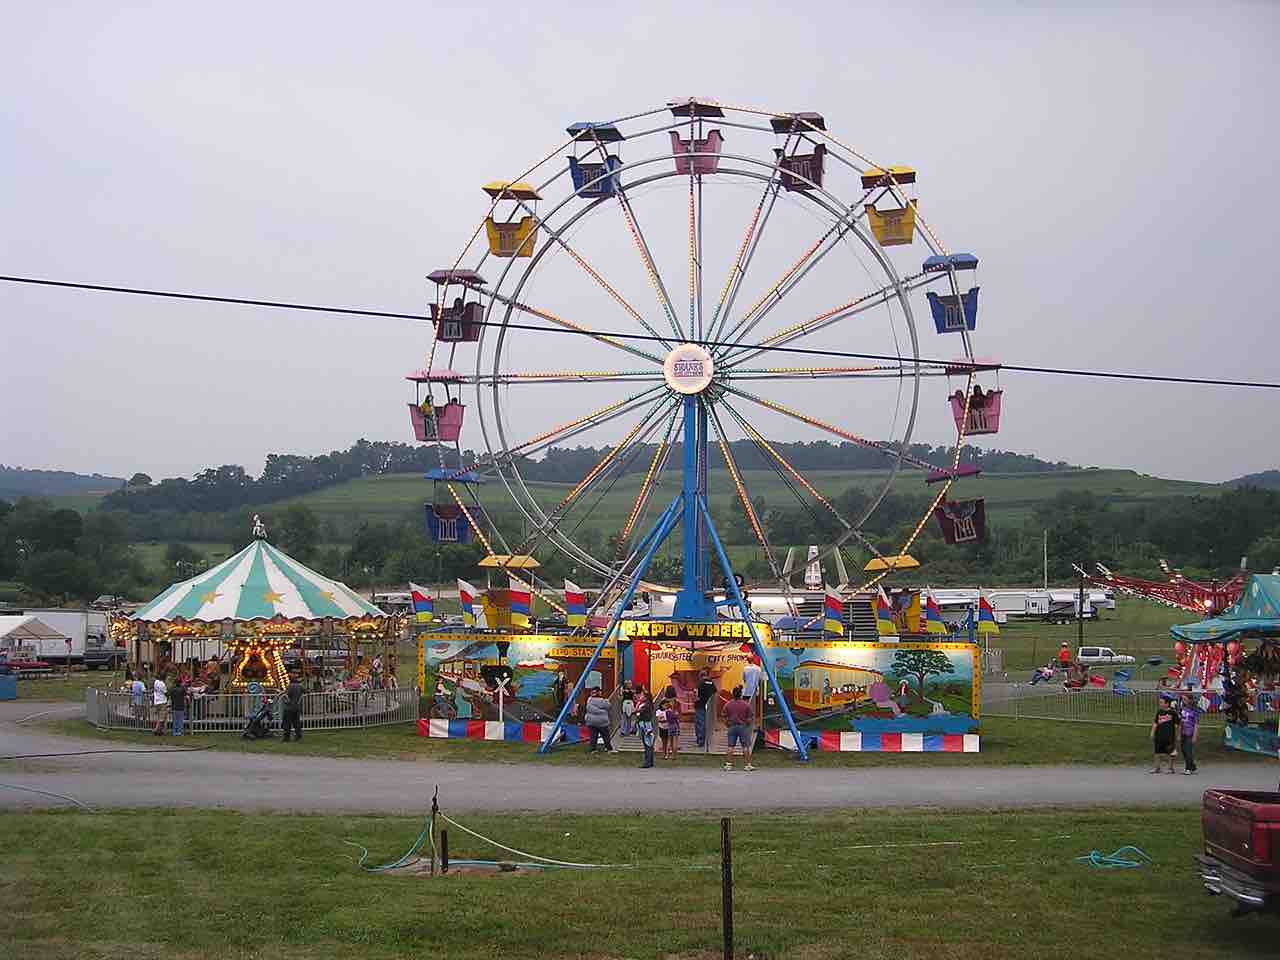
[281,466,1218,535]
[2,807,1270,960]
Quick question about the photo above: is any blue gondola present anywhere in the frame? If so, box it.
[568,155,623,198]
[566,122,625,199]
[927,287,980,333]
[922,252,979,274]
[424,467,484,544]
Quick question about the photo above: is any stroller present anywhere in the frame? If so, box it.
[241,697,276,739]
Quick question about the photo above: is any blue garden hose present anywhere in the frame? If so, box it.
[1075,845,1152,869]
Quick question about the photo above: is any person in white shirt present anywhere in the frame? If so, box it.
[152,676,169,736]
[741,655,763,703]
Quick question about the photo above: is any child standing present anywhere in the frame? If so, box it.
[656,698,671,759]
[665,698,681,760]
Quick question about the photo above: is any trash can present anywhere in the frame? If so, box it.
[0,674,17,701]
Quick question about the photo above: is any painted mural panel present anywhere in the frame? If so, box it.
[418,633,613,723]
[763,641,980,736]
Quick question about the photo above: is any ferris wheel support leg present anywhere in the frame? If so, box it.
[673,395,714,621]
[536,495,684,756]
[697,495,811,762]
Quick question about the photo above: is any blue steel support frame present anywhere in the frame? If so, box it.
[539,392,810,760]
[698,495,810,761]
[673,395,714,620]
[538,495,683,753]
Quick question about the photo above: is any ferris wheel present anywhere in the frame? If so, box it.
[410,97,1001,608]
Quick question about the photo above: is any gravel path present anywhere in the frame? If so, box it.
[1,701,1275,813]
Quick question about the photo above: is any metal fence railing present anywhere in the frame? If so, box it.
[982,686,1217,726]
[86,686,419,733]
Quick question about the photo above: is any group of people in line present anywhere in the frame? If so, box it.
[589,661,763,771]
[125,667,189,737]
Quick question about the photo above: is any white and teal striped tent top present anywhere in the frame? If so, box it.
[131,540,383,624]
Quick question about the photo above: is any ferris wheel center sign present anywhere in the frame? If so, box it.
[663,344,715,394]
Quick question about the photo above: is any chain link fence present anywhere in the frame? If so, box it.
[86,686,418,733]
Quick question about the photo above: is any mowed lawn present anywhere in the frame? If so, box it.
[2,807,1271,960]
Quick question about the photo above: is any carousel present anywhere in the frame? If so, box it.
[116,521,397,692]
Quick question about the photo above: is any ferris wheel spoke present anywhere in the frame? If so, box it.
[723,383,938,473]
[497,385,668,463]
[719,270,942,370]
[717,399,897,579]
[616,192,683,341]
[527,396,678,539]
[713,194,874,355]
[704,155,789,347]
[482,286,664,365]
[705,404,796,613]
[726,364,952,382]
[617,403,681,556]
[475,369,667,386]
[508,196,678,352]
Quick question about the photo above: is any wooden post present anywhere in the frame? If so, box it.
[720,817,733,960]
[441,829,449,874]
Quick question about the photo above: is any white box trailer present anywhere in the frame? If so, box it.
[5,610,107,662]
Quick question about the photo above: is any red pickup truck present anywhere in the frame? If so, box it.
[1197,789,1280,914]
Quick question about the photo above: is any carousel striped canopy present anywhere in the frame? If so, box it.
[130,540,383,624]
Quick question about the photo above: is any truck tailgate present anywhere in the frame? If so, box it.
[1203,789,1280,875]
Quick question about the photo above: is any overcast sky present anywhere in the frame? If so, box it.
[2,1,1277,485]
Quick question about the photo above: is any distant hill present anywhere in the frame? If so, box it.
[1227,469,1280,490]
[0,465,123,501]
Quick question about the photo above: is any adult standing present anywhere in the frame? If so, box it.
[170,675,187,737]
[722,685,755,772]
[584,687,615,754]
[151,674,169,736]
[1057,642,1072,674]
[1150,692,1180,774]
[1180,692,1201,774]
[694,669,716,748]
[282,673,305,742]
[634,689,656,769]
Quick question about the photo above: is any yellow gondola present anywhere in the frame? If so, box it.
[482,181,542,258]
[863,554,920,572]
[866,199,918,247]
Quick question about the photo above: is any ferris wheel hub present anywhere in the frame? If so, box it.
[662,343,715,395]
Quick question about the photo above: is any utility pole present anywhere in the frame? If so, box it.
[1077,565,1085,652]
[1043,530,1048,590]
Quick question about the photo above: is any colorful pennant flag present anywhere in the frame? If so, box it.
[408,582,434,624]
[564,579,587,627]
[457,579,478,628]
[924,590,948,635]
[875,587,898,637]
[977,593,1000,636]
[509,576,532,629]
[823,587,845,636]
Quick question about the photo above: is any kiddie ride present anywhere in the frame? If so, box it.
[407,99,1003,759]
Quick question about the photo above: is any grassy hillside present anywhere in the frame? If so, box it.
[280,467,1219,534]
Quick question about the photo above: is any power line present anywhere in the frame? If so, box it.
[2,273,1277,390]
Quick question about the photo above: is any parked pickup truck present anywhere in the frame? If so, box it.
[1197,788,1280,914]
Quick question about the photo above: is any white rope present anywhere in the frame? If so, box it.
[438,814,630,869]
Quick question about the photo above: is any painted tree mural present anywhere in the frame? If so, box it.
[889,648,955,698]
